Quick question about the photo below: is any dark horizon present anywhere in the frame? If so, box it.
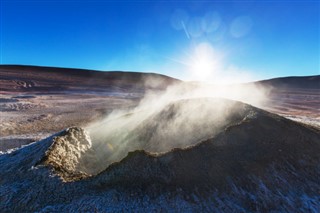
[1,64,319,83]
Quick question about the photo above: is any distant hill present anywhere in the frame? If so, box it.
[251,75,320,89]
[1,65,318,93]
[0,65,180,94]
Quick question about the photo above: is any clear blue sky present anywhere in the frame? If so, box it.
[1,0,319,82]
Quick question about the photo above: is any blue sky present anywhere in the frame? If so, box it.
[1,0,319,82]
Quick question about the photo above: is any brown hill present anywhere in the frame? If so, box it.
[0,65,180,94]
[251,75,320,90]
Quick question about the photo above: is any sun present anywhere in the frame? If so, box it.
[191,57,215,80]
[189,43,221,82]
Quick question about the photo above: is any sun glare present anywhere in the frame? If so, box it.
[189,42,221,82]
[191,56,215,80]
[174,42,254,84]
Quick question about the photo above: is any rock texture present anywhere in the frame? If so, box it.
[1,98,319,212]
[40,127,97,181]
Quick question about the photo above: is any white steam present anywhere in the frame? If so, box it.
[84,80,270,174]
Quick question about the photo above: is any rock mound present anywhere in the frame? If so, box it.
[40,127,97,181]
[100,108,319,189]
[1,98,319,211]
[37,98,320,185]
[88,98,258,172]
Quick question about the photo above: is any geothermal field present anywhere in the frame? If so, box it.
[0,65,319,211]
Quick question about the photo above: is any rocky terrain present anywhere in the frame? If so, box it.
[0,65,319,211]
[0,97,319,212]
[1,65,319,152]
[0,65,180,150]
[251,76,320,128]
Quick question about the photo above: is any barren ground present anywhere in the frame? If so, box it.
[0,93,139,150]
[0,65,319,151]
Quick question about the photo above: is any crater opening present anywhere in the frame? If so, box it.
[41,98,257,181]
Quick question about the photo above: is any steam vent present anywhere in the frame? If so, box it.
[40,127,97,181]
[1,98,319,211]
[1,0,319,209]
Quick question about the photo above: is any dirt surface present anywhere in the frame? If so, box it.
[0,65,319,211]
[0,93,139,150]
[1,99,319,212]
[0,65,319,151]
[0,65,181,150]
[249,76,319,123]
[263,88,319,128]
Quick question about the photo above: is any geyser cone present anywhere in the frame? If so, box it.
[87,98,262,173]
[40,127,99,181]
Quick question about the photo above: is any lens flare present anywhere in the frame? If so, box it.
[189,42,221,81]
